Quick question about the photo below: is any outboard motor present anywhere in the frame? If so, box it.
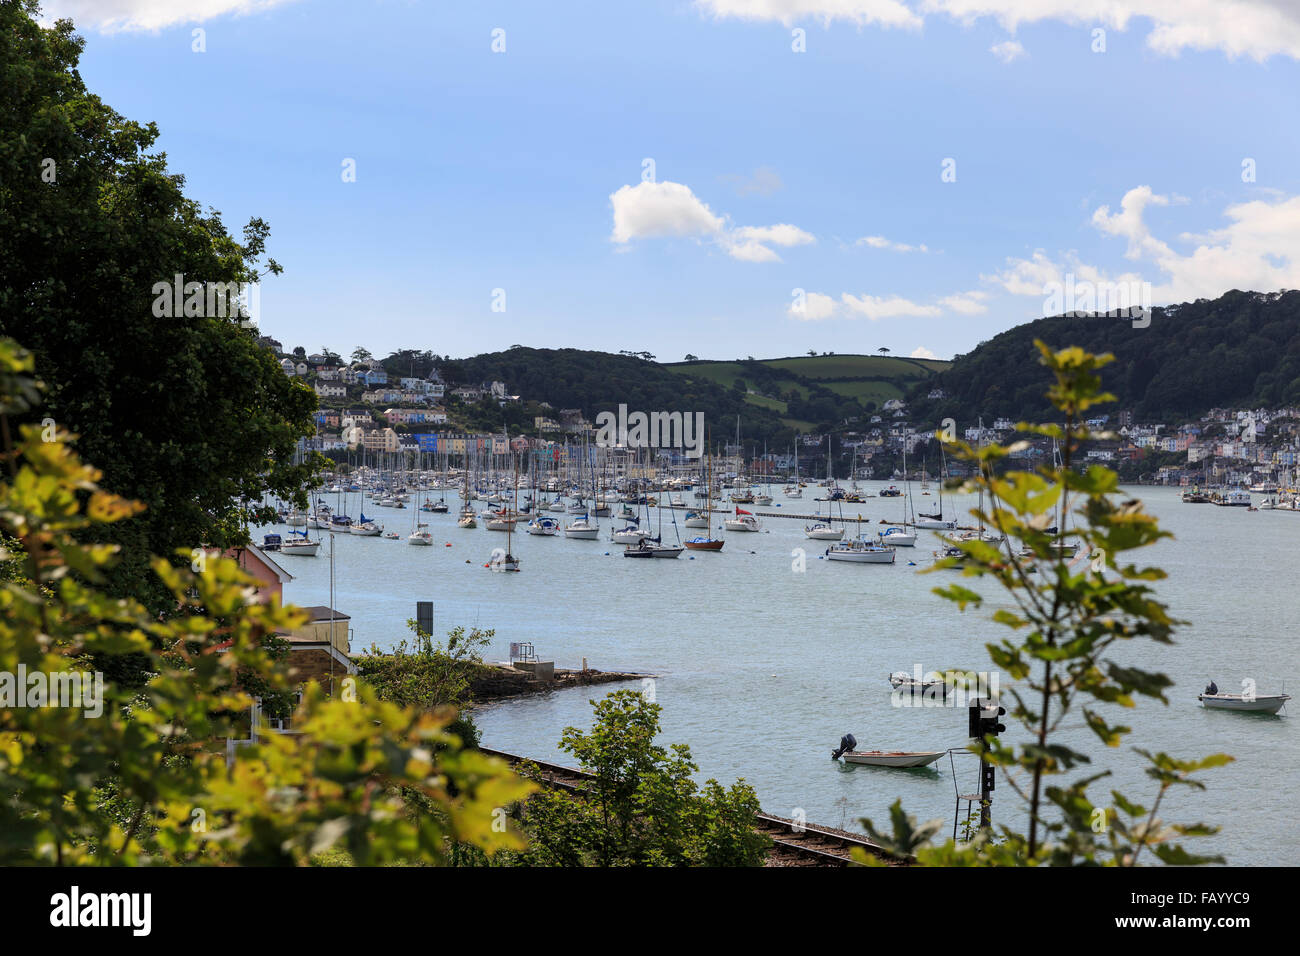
[832,733,857,760]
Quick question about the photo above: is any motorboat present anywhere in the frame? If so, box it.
[889,671,948,697]
[279,533,320,557]
[804,522,844,541]
[825,537,895,563]
[563,514,600,539]
[623,541,684,558]
[840,750,945,768]
[877,527,916,547]
[1198,692,1290,714]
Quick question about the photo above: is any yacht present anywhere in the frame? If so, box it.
[825,537,895,564]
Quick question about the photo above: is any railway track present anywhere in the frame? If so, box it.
[480,746,896,867]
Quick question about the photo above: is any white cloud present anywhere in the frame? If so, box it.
[789,291,839,320]
[610,181,725,245]
[790,287,991,320]
[733,224,816,247]
[1090,185,1173,260]
[858,235,929,253]
[696,0,1300,61]
[910,346,938,358]
[699,0,922,30]
[40,0,298,32]
[841,293,942,319]
[990,188,1300,307]
[611,181,813,262]
[939,290,990,314]
[989,39,1026,62]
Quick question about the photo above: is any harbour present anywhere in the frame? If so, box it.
[262,482,1299,866]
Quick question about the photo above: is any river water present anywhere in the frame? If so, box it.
[261,485,1298,865]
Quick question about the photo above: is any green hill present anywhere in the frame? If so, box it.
[434,348,948,443]
[665,353,949,429]
[905,289,1300,425]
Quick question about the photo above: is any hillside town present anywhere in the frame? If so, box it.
[268,340,1300,490]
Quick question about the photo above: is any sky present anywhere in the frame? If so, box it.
[40,0,1300,361]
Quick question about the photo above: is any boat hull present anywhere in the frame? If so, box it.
[683,539,724,551]
[840,750,945,768]
[1199,694,1290,714]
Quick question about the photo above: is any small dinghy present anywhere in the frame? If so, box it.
[889,672,949,697]
[1198,693,1290,714]
[1198,680,1290,714]
[831,733,945,768]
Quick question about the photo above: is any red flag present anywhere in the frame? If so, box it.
[736,507,751,516]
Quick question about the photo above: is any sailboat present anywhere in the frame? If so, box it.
[564,442,602,538]
[878,443,917,547]
[489,457,521,571]
[684,445,725,551]
[784,441,803,498]
[724,507,761,532]
[408,485,433,545]
[912,444,955,530]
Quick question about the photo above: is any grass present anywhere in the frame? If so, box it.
[666,353,946,412]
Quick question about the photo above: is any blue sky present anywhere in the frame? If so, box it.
[46,0,1300,361]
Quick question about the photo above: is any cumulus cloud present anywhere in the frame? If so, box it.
[910,346,938,358]
[938,290,990,314]
[696,0,1300,61]
[790,287,993,320]
[858,235,929,253]
[699,0,922,29]
[990,187,1300,308]
[841,293,942,319]
[610,180,813,262]
[788,291,839,320]
[989,39,1026,62]
[40,0,298,32]
[610,181,726,244]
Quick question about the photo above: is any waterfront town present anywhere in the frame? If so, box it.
[273,337,1300,493]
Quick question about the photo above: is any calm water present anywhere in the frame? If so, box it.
[262,485,1299,864]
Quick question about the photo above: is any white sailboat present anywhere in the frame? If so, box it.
[724,507,761,532]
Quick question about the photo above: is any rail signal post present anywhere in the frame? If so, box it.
[968,697,1006,830]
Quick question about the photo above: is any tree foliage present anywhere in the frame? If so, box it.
[908,290,1300,425]
[857,342,1231,867]
[513,690,770,867]
[0,337,531,865]
[0,2,321,611]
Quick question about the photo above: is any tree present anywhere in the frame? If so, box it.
[0,4,320,612]
[856,342,1229,866]
[351,347,373,364]
[878,347,890,354]
[515,690,769,867]
[0,337,532,864]
[684,353,698,362]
